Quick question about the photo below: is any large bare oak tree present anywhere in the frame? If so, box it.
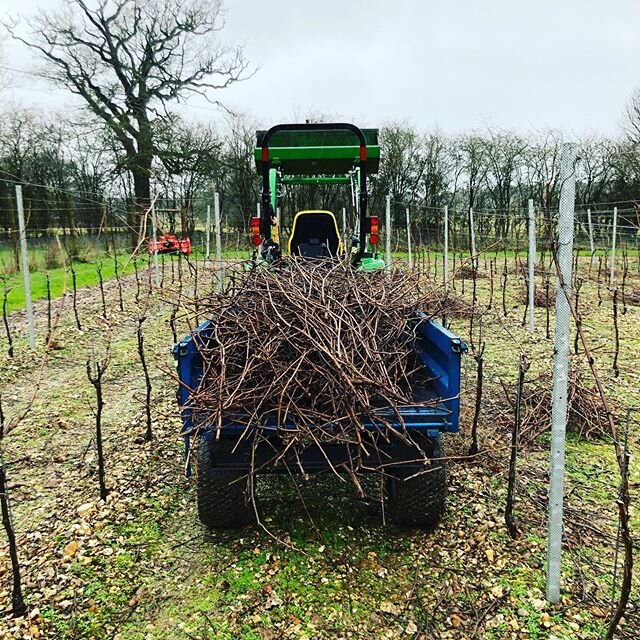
[8,0,247,243]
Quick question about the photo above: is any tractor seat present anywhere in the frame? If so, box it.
[288,210,341,258]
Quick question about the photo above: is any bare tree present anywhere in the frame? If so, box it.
[576,136,615,207]
[373,124,430,228]
[615,92,640,203]
[221,115,261,231]
[456,133,487,211]
[421,131,452,211]
[453,133,487,257]
[0,38,10,92]
[525,130,563,223]
[8,0,248,243]
[482,129,528,238]
[610,139,640,205]
[155,114,222,235]
[623,87,640,145]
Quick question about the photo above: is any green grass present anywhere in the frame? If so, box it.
[0,246,255,312]
[0,258,139,312]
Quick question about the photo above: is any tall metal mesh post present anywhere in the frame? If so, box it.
[342,207,347,251]
[610,206,618,286]
[405,206,413,269]
[214,191,223,292]
[206,204,211,261]
[443,205,449,286]
[528,199,536,333]
[15,185,35,350]
[385,195,391,270]
[150,198,160,288]
[546,142,577,603]
[469,206,477,269]
[587,208,595,264]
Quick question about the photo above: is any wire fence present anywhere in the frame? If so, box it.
[0,191,639,288]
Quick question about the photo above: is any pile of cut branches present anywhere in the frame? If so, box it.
[183,259,445,471]
[498,368,612,445]
[623,286,640,306]
[517,261,551,277]
[519,284,554,308]
[437,292,484,318]
[454,264,487,280]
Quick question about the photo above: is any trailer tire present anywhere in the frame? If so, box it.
[387,436,447,528]
[196,440,254,529]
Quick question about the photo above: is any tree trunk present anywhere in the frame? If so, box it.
[180,204,188,240]
[65,193,79,260]
[131,163,152,248]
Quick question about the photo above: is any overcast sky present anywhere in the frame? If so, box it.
[2,0,639,136]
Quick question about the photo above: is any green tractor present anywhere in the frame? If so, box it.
[251,122,386,271]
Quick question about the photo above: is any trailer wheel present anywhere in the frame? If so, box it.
[387,436,447,528]
[196,440,254,529]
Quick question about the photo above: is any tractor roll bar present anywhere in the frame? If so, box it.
[259,123,369,260]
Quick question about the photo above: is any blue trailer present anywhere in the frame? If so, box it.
[173,123,467,528]
[174,314,466,528]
